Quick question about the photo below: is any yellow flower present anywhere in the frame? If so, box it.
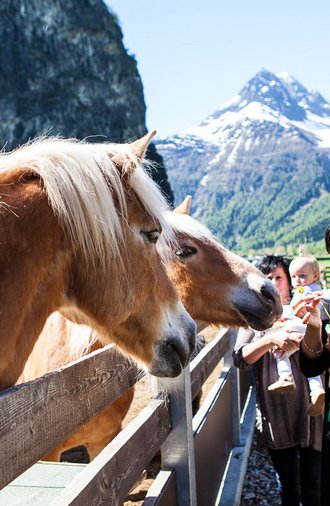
[297,286,305,294]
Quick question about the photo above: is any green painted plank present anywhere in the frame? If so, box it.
[0,462,86,506]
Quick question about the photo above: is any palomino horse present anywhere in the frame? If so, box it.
[19,196,282,460]
[0,132,197,390]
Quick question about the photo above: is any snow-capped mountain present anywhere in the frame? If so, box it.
[184,68,330,148]
[155,69,330,252]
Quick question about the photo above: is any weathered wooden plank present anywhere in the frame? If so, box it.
[216,387,256,506]
[239,369,251,412]
[0,345,143,489]
[194,371,233,506]
[146,367,233,506]
[51,398,171,506]
[157,368,197,506]
[143,470,178,506]
[190,329,231,400]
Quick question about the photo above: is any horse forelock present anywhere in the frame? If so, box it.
[129,159,175,260]
[164,211,216,243]
[0,137,173,266]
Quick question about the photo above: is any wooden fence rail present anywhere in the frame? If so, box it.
[0,346,140,489]
[0,328,253,505]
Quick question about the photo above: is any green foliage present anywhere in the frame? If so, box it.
[195,148,330,257]
[159,128,330,260]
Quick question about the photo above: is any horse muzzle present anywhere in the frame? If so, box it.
[232,274,282,331]
[149,316,196,378]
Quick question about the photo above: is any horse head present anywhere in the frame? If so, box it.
[165,196,282,331]
[0,134,196,388]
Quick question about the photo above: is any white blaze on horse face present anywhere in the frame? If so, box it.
[246,272,281,308]
[149,301,196,378]
[246,272,269,292]
[231,272,282,331]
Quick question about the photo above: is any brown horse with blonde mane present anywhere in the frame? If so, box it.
[0,132,197,390]
[19,195,282,461]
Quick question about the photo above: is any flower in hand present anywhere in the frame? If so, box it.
[291,294,322,329]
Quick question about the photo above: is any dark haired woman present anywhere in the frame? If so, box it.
[233,255,323,506]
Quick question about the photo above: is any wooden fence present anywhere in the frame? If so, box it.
[0,328,255,505]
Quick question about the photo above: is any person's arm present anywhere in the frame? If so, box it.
[242,328,301,364]
[241,336,274,364]
[294,295,330,376]
[298,296,323,357]
[301,318,323,358]
[232,326,301,368]
[299,327,329,377]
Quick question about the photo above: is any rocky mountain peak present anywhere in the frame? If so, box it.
[239,68,307,120]
[207,69,330,126]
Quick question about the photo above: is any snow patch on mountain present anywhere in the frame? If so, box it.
[154,69,330,251]
[174,70,330,149]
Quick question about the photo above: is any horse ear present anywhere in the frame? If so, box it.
[110,130,157,174]
[131,130,157,160]
[174,195,192,215]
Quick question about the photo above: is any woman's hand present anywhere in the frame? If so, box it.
[293,295,324,357]
[291,295,322,330]
[271,330,302,357]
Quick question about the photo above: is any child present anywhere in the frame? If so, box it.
[268,255,326,417]
[290,254,330,320]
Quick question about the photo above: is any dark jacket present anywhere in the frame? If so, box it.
[299,323,330,506]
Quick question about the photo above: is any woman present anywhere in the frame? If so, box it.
[299,226,330,506]
[233,255,323,506]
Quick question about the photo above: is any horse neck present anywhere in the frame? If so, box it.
[18,313,104,384]
[0,182,70,389]
[0,254,70,389]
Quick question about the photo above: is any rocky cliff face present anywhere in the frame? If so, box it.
[0,0,173,202]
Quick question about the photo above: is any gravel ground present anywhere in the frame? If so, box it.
[240,430,281,506]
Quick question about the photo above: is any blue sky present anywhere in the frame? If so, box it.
[107,1,330,137]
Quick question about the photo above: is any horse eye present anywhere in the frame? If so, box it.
[175,246,198,259]
[140,230,160,244]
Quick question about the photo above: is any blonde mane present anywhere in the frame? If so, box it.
[164,211,216,243]
[0,137,173,266]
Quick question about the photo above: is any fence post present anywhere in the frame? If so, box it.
[223,329,241,446]
[156,366,197,506]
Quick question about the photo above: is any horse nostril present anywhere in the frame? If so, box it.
[260,282,277,303]
[170,343,186,368]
